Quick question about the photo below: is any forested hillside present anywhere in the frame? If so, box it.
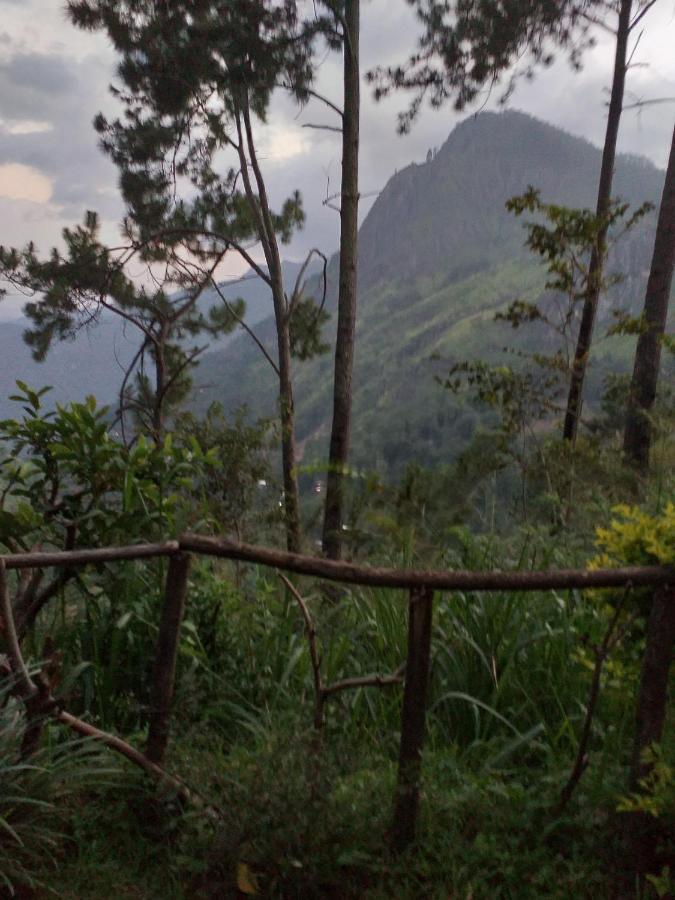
[194,111,666,474]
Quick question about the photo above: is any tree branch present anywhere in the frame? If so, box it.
[302,122,343,134]
[322,664,405,696]
[0,559,36,699]
[278,572,324,728]
[208,278,280,376]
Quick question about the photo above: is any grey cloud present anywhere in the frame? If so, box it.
[0,46,122,226]
[3,52,77,94]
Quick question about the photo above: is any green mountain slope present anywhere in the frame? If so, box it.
[193,110,667,475]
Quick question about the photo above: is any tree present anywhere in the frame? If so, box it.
[37,0,330,552]
[0,212,243,444]
[322,0,361,560]
[0,384,212,638]
[623,121,675,471]
[562,0,640,443]
[368,0,599,131]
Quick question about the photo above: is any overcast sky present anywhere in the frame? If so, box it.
[0,0,674,318]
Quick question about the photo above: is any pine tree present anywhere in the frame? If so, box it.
[0,211,243,443]
[1,1,343,552]
[368,0,599,130]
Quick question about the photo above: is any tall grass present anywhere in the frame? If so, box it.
[0,675,115,895]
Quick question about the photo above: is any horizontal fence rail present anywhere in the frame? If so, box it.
[179,534,674,592]
[2,541,180,571]
[1,534,673,591]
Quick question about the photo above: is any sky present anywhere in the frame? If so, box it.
[0,0,674,319]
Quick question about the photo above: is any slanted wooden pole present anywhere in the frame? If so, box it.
[147,552,191,765]
[392,585,434,852]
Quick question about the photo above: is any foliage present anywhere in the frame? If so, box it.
[591,502,675,569]
[617,745,674,819]
[503,188,652,346]
[368,0,599,129]
[441,191,653,443]
[0,383,216,554]
[0,675,114,896]
[0,384,215,731]
[0,213,244,438]
[174,403,277,541]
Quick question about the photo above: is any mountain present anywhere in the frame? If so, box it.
[0,260,318,421]
[0,318,139,421]
[192,111,667,475]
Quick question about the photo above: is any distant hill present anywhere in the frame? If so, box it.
[0,318,138,421]
[0,260,318,421]
[192,110,667,476]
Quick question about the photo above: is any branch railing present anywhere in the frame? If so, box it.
[1,534,673,852]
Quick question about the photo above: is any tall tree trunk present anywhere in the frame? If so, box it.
[563,0,632,443]
[273,276,303,554]
[623,123,675,471]
[322,0,360,560]
[238,100,302,553]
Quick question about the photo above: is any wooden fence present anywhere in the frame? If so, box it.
[1,534,673,852]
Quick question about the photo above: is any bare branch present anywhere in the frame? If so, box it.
[629,0,659,30]
[623,96,675,111]
[289,247,328,315]
[323,664,405,697]
[300,86,344,119]
[302,122,343,134]
[552,585,635,816]
[208,278,280,376]
[278,572,323,729]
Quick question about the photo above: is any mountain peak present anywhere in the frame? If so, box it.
[357,111,663,291]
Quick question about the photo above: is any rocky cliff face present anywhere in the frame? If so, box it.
[356,110,661,292]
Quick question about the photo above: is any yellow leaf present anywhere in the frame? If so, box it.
[237,862,258,895]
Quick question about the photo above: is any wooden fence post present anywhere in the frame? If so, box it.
[622,584,675,878]
[391,585,434,853]
[147,552,191,765]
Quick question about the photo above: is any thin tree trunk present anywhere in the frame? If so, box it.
[274,278,303,554]
[147,552,191,765]
[237,100,302,553]
[623,122,675,470]
[563,0,632,443]
[322,0,360,560]
[622,585,675,881]
[153,334,166,442]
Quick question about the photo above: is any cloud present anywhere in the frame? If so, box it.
[5,120,53,135]
[2,51,77,95]
[0,163,52,203]
[0,45,122,228]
